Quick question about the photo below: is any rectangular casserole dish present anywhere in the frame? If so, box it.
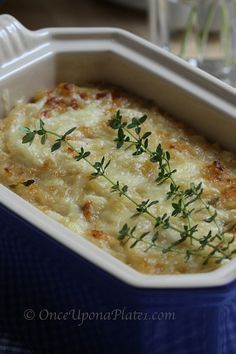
[0,14,236,354]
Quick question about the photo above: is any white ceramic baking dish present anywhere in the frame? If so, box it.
[0,14,236,288]
[0,14,236,354]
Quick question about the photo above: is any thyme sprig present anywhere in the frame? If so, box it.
[109,111,234,261]
[118,223,228,264]
[21,117,235,264]
[109,111,199,231]
[22,121,173,231]
[109,111,222,224]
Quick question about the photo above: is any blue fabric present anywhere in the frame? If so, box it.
[0,202,236,354]
[0,337,31,353]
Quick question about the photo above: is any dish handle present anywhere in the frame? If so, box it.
[0,14,47,67]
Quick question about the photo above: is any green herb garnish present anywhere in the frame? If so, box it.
[109,110,235,264]
[22,179,35,187]
[21,113,236,265]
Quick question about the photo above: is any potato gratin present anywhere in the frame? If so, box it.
[0,83,236,274]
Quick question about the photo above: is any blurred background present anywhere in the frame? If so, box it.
[0,0,235,85]
[0,0,236,87]
[0,0,149,38]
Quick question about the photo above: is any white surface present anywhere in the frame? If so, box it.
[0,14,236,289]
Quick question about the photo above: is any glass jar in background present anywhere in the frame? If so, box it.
[148,0,236,87]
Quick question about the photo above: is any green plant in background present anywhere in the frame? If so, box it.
[180,0,232,68]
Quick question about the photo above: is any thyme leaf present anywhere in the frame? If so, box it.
[21,113,235,265]
[109,110,234,263]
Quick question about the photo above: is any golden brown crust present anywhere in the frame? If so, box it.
[0,83,236,275]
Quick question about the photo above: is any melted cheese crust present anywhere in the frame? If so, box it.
[0,83,236,274]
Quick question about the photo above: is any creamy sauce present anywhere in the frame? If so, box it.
[0,83,236,274]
